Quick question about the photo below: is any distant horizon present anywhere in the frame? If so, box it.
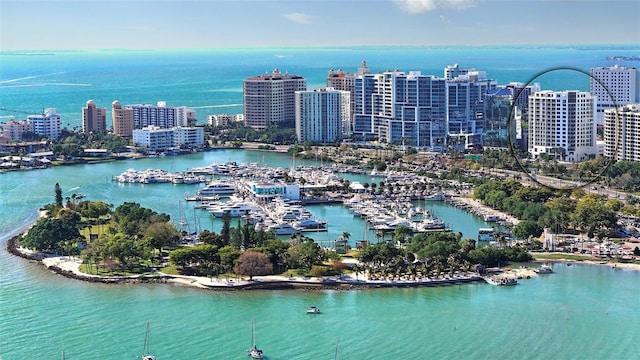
[2,43,640,54]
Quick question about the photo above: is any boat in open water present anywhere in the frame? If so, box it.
[306,306,321,314]
[247,317,264,359]
[141,321,156,360]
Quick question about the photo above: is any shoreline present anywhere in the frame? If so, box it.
[7,234,487,290]
[6,213,640,292]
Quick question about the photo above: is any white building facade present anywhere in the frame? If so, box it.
[295,88,350,144]
[133,126,204,151]
[603,104,640,162]
[528,90,596,162]
[591,65,639,125]
[28,108,61,140]
[126,101,192,130]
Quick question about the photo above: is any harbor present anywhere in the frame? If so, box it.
[112,158,474,242]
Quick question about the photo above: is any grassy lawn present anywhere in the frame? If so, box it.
[79,263,157,276]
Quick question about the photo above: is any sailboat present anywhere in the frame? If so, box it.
[142,321,156,360]
[247,317,264,359]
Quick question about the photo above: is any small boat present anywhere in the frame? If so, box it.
[247,317,264,359]
[141,321,156,360]
[306,306,321,314]
[535,264,553,274]
[485,276,517,286]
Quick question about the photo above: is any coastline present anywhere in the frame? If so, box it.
[531,255,640,271]
[6,233,486,290]
[6,208,639,292]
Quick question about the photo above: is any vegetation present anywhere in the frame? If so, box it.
[473,180,618,239]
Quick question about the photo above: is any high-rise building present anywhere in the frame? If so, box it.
[528,90,596,162]
[603,104,640,162]
[353,70,448,150]
[444,64,474,80]
[112,100,135,138]
[591,65,639,124]
[326,61,371,131]
[295,87,350,144]
[82,100,107,134]
[127,101,190,129]
[243,69,306,130]
[28,108,61,140]
[501,82,541,112]
[446,70,497,150]
[483,88,513,148]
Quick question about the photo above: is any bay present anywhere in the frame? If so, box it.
[2,46,640,359]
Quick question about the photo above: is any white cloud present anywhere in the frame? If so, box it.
[439,15,451,23]
[282,13,313,24]
[394,0,475,14]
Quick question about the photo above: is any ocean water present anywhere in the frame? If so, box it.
[1,46,640,359]
[2,45,639,128]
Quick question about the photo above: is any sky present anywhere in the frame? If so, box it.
[0,0,639,51]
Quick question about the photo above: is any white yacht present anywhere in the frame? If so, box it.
[294,218,327,230]
[268,222,302,235]
[210,202,257,218]
[197,181,237,196]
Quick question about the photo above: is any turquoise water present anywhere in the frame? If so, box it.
[2,47,640,358]
[2,46,639,128]
[1,150,640,359]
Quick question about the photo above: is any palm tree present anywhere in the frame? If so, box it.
[341,231,351,242]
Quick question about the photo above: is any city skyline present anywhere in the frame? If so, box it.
[1,0,639,51]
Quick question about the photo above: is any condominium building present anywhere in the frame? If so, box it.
[28,108,61,140]
[446,70,497,150]
[132,126,204,151]
[326,60,371,130]
[1,119,33,141]
[243,69,306,130]
[353,70,448,150]
[444,64,474,80]
[82,100,107,134]
[501,82,541,112]
[133,126,173,151]
[483,88,513,148]
[603,104,640,162]
[591,65,639,124]
[295,87,350,144]
[173,126,205,148]
[112,100,134,138]
[528,90,596,162]
[208,114,243,127]
[128,101,191,129]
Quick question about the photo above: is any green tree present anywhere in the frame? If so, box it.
[144,221,180,253]
[220,212,232,246]
[54,183,63,207]
[21,217,81,252]
[513,220,543,240]
[218,245,241,277]
[287,239,326,269]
